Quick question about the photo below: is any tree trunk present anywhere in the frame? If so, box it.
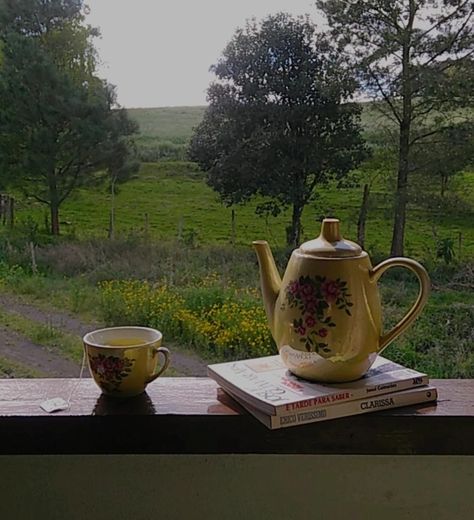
[230,208,236,245]
[357,183,370,249]
[287,201,304,248]
[391,126,409,257]
[0,195,5,225]
[7,197,14,228]
[108,178,116,239]
[390,28,413,257]
[441,174,448,197]
[48,172,60,235]
[50,203,60,235]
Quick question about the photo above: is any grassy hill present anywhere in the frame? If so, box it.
[128,106,206,143]
[128,104,389,137]
[127,103,390,161]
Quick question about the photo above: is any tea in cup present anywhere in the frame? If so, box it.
[83,326,170,397]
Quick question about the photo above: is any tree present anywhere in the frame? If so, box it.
[0,0,138,235]
[411,121,474,197]
[189,13,367,247]
[318,1,474,256]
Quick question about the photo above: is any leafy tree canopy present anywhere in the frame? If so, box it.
[0,0,138,235]
[189,13,367,247]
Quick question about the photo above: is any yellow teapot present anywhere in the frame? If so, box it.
[253,218,430,383]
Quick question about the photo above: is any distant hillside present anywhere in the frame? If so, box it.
[127,106,207,144]
[127,103,390,145]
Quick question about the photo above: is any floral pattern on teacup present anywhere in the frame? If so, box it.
[284,275,353,354]
[89,354,135,393]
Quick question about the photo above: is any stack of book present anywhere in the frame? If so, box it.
[207,355,437,430]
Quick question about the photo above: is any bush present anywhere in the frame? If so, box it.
[98,279,274,360]
[385,302,474,378]
[137,140,187,162]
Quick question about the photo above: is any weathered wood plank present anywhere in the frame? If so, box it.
[0,378,472,455]
[0,377,228,416]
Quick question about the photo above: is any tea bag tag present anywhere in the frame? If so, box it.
[39,351,88,413]
[40,397,69,413]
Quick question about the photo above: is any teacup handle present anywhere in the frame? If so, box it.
[369,257,431,352]
[146,346,171,383]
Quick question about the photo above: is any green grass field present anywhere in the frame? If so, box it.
[3,103,474,259]
[13,160,474,260]
[104,104,473,260]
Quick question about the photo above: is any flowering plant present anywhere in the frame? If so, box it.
[284,275,352,353]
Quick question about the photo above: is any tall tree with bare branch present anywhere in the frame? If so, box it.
[318,1,474,255]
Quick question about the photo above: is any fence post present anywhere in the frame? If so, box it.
[231,209,236,245]
[7,197,14,228]
[144,212,149,238]
[177,216,183,241]
[29,242,38,274]
[0,195,6,225]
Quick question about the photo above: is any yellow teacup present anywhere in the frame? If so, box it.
[83,326,170,397]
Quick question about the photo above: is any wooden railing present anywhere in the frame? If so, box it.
[0,377,473,455]
[1,377,474,519]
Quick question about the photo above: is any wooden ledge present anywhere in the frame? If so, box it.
[0,378,473,455]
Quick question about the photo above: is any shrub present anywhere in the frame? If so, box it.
[98,279,274,360]
[384,300,474,378]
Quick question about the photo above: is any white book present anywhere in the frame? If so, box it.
[207,354,429,416]
[226,385,438,430]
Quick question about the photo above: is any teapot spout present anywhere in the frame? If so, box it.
[252,240,281,334]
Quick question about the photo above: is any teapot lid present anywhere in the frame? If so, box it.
[299,219,362,258]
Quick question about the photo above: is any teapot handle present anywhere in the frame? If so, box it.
[369,258,430,352]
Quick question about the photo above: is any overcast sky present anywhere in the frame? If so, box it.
[85,0,322,108]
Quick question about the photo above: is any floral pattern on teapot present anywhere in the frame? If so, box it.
[284,275,353,354]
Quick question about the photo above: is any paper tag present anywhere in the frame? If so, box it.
[40,397,69,413]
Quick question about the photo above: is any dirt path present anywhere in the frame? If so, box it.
[0,323,81,377]
[0,293,208,377]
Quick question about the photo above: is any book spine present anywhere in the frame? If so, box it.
[269,387,437,430]
[274,374,429,416]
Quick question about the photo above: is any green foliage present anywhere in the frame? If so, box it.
[410,121,474,198]
[0,357,40,378]
[0,306,83,362]
[137,140,187,162]
[98,279,273,360]
[436,238,455,265]
[0,249,473,376]
[0,0,137,235]
[385,300,474,378]
[189,13,367,247]
[318,0,474,256]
